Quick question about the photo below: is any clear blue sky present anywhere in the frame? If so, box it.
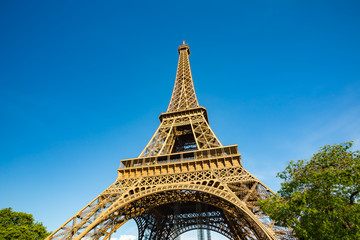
[1,1,359,239]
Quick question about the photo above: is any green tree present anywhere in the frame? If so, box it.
[259,142,360,240]
[0,207,50,240]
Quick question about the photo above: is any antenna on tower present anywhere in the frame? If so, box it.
[182,40,186,45]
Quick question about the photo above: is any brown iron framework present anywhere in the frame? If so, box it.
[46,42,291,240]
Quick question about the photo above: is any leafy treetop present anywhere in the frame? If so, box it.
[259,142,360,240]
[0,207,50,240]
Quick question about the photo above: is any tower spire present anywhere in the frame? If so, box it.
[167,42,199,112]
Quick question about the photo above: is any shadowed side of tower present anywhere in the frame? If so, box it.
[46,42,291,240]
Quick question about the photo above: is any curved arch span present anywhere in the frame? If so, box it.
[134,202,236,240]
[76,185,275,240]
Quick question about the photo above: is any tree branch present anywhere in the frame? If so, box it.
[350,190,359,205]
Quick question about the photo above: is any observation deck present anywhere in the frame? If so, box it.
[118,145,241,179]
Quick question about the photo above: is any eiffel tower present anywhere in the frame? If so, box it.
[47,42,287,240]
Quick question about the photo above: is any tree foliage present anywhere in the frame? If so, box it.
[0,207,50,240]
[259,142,360,240]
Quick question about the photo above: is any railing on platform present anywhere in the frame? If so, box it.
[119,145,239,169]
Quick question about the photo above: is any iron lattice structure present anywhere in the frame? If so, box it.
[47,42,292,240]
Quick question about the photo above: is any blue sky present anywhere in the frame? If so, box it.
[1,0,359,239]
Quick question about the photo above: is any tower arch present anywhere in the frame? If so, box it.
[72,184,275,240]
